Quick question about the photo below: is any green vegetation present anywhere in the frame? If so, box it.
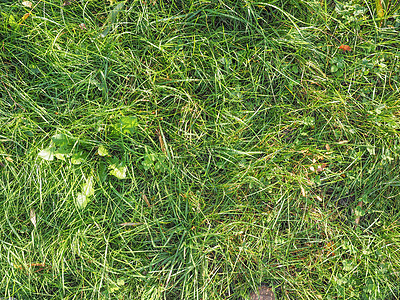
[1,0,400,299]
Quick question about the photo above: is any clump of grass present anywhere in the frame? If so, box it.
[1,0,400,299]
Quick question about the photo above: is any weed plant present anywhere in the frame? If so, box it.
[1,0,400,299]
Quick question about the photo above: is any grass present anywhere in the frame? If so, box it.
[1,0,400,299]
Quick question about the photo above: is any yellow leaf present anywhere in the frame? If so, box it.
[376,0,385,19]
[22,12,30,21]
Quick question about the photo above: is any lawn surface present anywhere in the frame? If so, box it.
[1,0,400,299]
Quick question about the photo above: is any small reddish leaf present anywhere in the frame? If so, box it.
[142,193,151,207]
[339,44,351,52]
[317,163,327,172]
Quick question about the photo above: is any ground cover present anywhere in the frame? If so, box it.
[1,0,400,299]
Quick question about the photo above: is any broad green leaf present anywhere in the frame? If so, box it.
[301,116,315,126]
[142,154,154,170]
[99,2,126,38]
[98,145,109,156]
[89,78,103,90]
[342,260,354,272]
[99,26,112,39]
[55,153,66,161]
[8,14,18,28]
[55,147,72,161]
[76,193,88,209]
[51,133,69,147]
[109,285,120,293]
[118,116,138,134]
[71,152,87,165]
[107,2,125,23]
[142,152,166,171]
[366,144,375,156]
[109,278,125,293]
[76,176,95,209]
[354,206,365,217]
[117,279,125,286]
[82,176,95,197]
[38,147,55,161]
[154,160,166,171]
[109,164,127,179]
[154,154,166,171]
[98,161,108,182]
[29,64,40,75]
